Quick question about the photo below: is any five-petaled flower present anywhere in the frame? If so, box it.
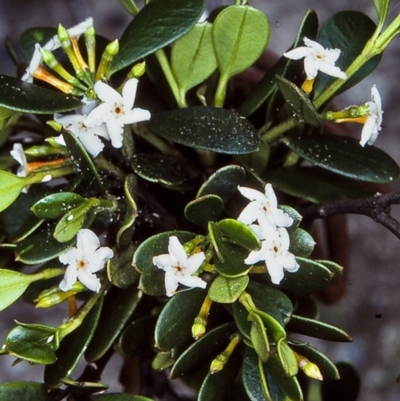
[153,236,207,297]
[59,229,114,293]
[359,85,383,147]
[55,113,110,157]
[283,37,346,93]
[84,78,151,148]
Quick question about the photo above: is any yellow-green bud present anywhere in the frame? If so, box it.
[128,62,146,79]
[57,24,71,48]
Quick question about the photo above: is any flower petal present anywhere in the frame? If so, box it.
[121,108,151,125]
[164,269,179,297]
[153,254,174,270]
[121,78,138,110]
[178,275,207,290]
[283,46,313,60]
[94,81,122,104]
[59,264,78,291]
[106,119,124,148]
[77,270,101,292]
[85,103,114,126]
[184,252,205,275]
[89,247,114,273]
[76,229,100,255]
[168,236,188,266]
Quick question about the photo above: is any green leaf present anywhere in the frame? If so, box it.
[138,271,166,296]
[44,297,103,388]
[217,218,261,250]
[19,27,56,59]
[249,312,269,362]
[109,0,205,75]
[31,192,85,219]
[287,315,352,342]
[0,170,26,212]
[283,134,400,183]
[154,288,206,350]
[197,165,245,201]
[170,322,236,378]
[314,11,381,97]
[0,75,81,113]
[91,394,154,401]
[374,0,390,23]
[130,153,187,186]
[133,231,196,275]
[15,223,74,264]
[60,378,108,393]
[212,6,270,78]
[0,269,38,311]
[208,275,249,304]
[290,340,340,379]
[277,340,298,377]
[266,166,369,203]
[275,75,321,127]
[289,228,316,258]
[148,107,259,154]
[107,244,139,288]
[238,9,318,117]
[0,382,51,401]
[85,287,142,362]
[184,195,224,228]
[5,324,57,364]
[171,22,217,95]
[53,199,98,242]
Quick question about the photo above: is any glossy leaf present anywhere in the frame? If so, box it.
[283,135,400,183]
[130,153,186,186]
[19,27,56,59]
[109,0,205,75]
[197,165,245,201]
[91,394,154,401]
[249,312,269,362]
[277,340,298,377]
[171,23,217,94]
[31,192,85,219]
[317,259,343,283]
[212,6,270,78]
[133,230,196,275]
[238,9,318,117]
[287,315,352,342]
[0,75,81,113]
[208,275,249,304]
[0,382,50,401]
[44,297,103,388]
[15,223,74,264]
[138,271,166,296]
[85,287,142,362]
[289,228,316,257]
[107,244,139,288]
[275,75,321,127]
[184,195,224,228]
[170,322,236,378]
[60,378,108,393]
[314,11,381,97]
[290,340,340,379]
[217,219,261,251]
[255,310,286,344]
[0,170,26,213]
[148,107,258,154]
[374,0,390,22]
[0,269,38,311]
[266,166,369,203]
[154,288,206,350]
[5,324,57,365]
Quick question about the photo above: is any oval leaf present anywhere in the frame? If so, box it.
[184,194,224,228]
[208,275,249,304]
[148,107,258,154]
[109,0,205,75]
[0,171,25,213]
[283,135,400,183]
[31,192,85,219]
[0,382,50,401]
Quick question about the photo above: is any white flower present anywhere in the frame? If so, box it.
[153,236,207,297]
[10,143,28,178]
[59,229,113,293]
[55,113,110,157]
[84,78,151,148]
[283,37,347,81]
[22,17,93,83]
[360,85,383,147]
[238,184,293,231]
[245,225,299,285]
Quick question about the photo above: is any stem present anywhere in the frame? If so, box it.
[94,155,127,180]
[32,268,65,282]
[154,49,186,107]
[214,73,229,108]
[259,118,297,143]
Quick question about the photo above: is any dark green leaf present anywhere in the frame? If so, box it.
[130,153,186,186]
[85,287,142,362]
[316,259,343,283]
[60,377,108,393]
[109,0,205,75]
[170,322,236,378]
[314,11,381,97]
[212,6,270,78]
[275,75,321,127]
[266,166,369,203]
[148,107,258,154]
[0,75,81,113]
[208,275,249,304]
[31,192,85,219]
[284,134,400,183]
[19,27,56,59]
[107,244,139,288]
[138,271,166,296]
[133,231,196,275]
[92,394,154,401]
[171,23,217,95]
[289,228,315,257]
[197,165,245,201]
[249,313,269,362]
[155,289,206,350]
[0,382,51,401]
[44,297,103,388]
[217,218,261,250]
[287,315,352,342]
[184,195,224,228]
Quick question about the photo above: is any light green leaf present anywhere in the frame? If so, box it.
[374,0,390,23]
[277,340,298,377]
[0,170,26,212]
[208,275,249,303]
[0,382,50,401]
[171,23,217,96]
[109,0,205,75]
[249,312,269,363]
[31,192,85,219]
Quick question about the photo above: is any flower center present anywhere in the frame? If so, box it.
[114,106,122,114]
[273,246,279,253]
[77,259,87,269]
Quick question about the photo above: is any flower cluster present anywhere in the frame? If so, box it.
[237,184,299,284]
